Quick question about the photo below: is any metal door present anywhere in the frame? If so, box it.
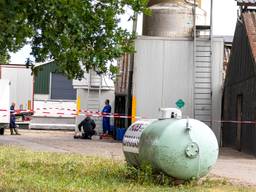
[50,73,76,100]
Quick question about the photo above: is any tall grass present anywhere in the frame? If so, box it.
[0,145,254,192]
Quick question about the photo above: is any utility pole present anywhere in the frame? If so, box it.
[210,0,213,128]
[210,0,213,38]
[192,0,196,118]
[126,13,138,128]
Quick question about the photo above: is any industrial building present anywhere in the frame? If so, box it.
[31,61,115,131]
[223,1,256,155]
[29,61,76,129]
[34,61,76,100]
[115,0,225,143]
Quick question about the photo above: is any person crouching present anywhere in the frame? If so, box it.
[74,116,96,139]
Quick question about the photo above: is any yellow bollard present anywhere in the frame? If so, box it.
[76,96,81,115]
[28,100,31,110]
[132,96,137,123]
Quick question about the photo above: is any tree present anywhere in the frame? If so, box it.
[0,0,149,78]
[0,52,10,64]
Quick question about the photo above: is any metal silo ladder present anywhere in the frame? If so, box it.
[87,70,102,112]
[87,71,103,133]
[192,0,213,127]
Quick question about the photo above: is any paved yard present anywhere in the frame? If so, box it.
[0,130,123,159]
[0,129,256,186]
[211,148,256,186]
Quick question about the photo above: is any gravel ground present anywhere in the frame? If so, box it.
[0,129,256,186]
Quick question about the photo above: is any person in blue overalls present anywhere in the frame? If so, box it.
[102,99,111,135]
[10,102,20,135]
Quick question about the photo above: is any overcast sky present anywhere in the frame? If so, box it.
[10,0,238,64]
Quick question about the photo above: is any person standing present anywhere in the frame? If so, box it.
[102,99,111,135]
[10,102,20,135]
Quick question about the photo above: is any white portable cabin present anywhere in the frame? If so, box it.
[1,66,33,110]
[0,79,10,132]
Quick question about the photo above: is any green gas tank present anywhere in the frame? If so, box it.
[123,109,219,180]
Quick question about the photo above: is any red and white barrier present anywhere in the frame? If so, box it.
[1,106,256,124]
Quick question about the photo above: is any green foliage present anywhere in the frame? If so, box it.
[0,146,255,192]
[0,52,10,64]
[0,0,149,78]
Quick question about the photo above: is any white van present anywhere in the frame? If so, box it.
[0,80,10,135]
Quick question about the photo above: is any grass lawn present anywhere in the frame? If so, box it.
[0,145,255,192]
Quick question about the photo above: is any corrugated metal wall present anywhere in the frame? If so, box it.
[134,38,175,118]
[115,53,130,95]
[34,62,58,94]
[223,19,256,155]
[34,62,77,100]
[211,38,225,143]
[133,36,224,142]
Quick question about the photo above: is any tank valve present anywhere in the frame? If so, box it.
[159,108,182,119]
[185,142,199,159]
[186,118,191,131]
